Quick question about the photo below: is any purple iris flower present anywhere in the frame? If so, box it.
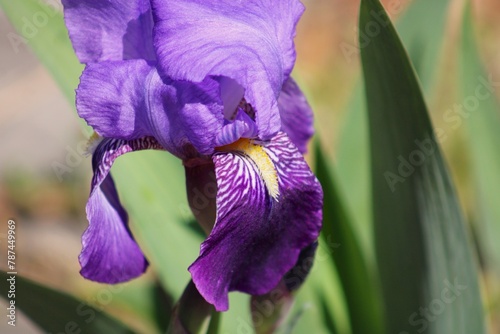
[63,0,323,311]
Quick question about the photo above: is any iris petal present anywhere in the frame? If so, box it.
[77,59,224,159]
[219,77,245,120]
[189,132,322,311]
[215,110,258,147]
[278,77,314,154]
[62,0,155,63]
[76,59,156,140]
[151,0,305,140]
[80,136,163,283]
[148,77,225,157]
[283,241,318,291]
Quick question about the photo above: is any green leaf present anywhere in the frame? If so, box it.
[459,2,500,277]
[335,0,453,266]
[359,0,485,333]
[94,276,173,333]
[315,143,384,334]
[289,258,350,334]
[112,151,203,300]
[206,311,221,334]
[334,88,372,263]
[0,271,133,333]
[218,293,250,333]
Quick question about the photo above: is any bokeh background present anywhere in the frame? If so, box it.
[1,0,499,333]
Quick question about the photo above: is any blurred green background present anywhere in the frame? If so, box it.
[0,0,499,333]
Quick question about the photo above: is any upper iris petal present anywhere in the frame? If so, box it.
[76,58,225,159]
[62,0,156,63]
[278,77,315,154]
[76,59,156,140]
[150,0,305,140]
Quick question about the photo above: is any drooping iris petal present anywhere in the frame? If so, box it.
[80,136,163,283]
[278,77,314,154]
[151,0,305,140]
[77,59,156,140]
[62,0,155,63]
[189,132,323,311]
[283,241,318,291]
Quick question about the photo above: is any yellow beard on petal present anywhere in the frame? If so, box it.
[217,138,280,201]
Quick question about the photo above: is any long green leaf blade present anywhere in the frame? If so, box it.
[315,142,384,334]
[335,0,453,267]
[112,151,203,299]
[291,253,351,334]
[359,0,485,333]
[0,271,133,333]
